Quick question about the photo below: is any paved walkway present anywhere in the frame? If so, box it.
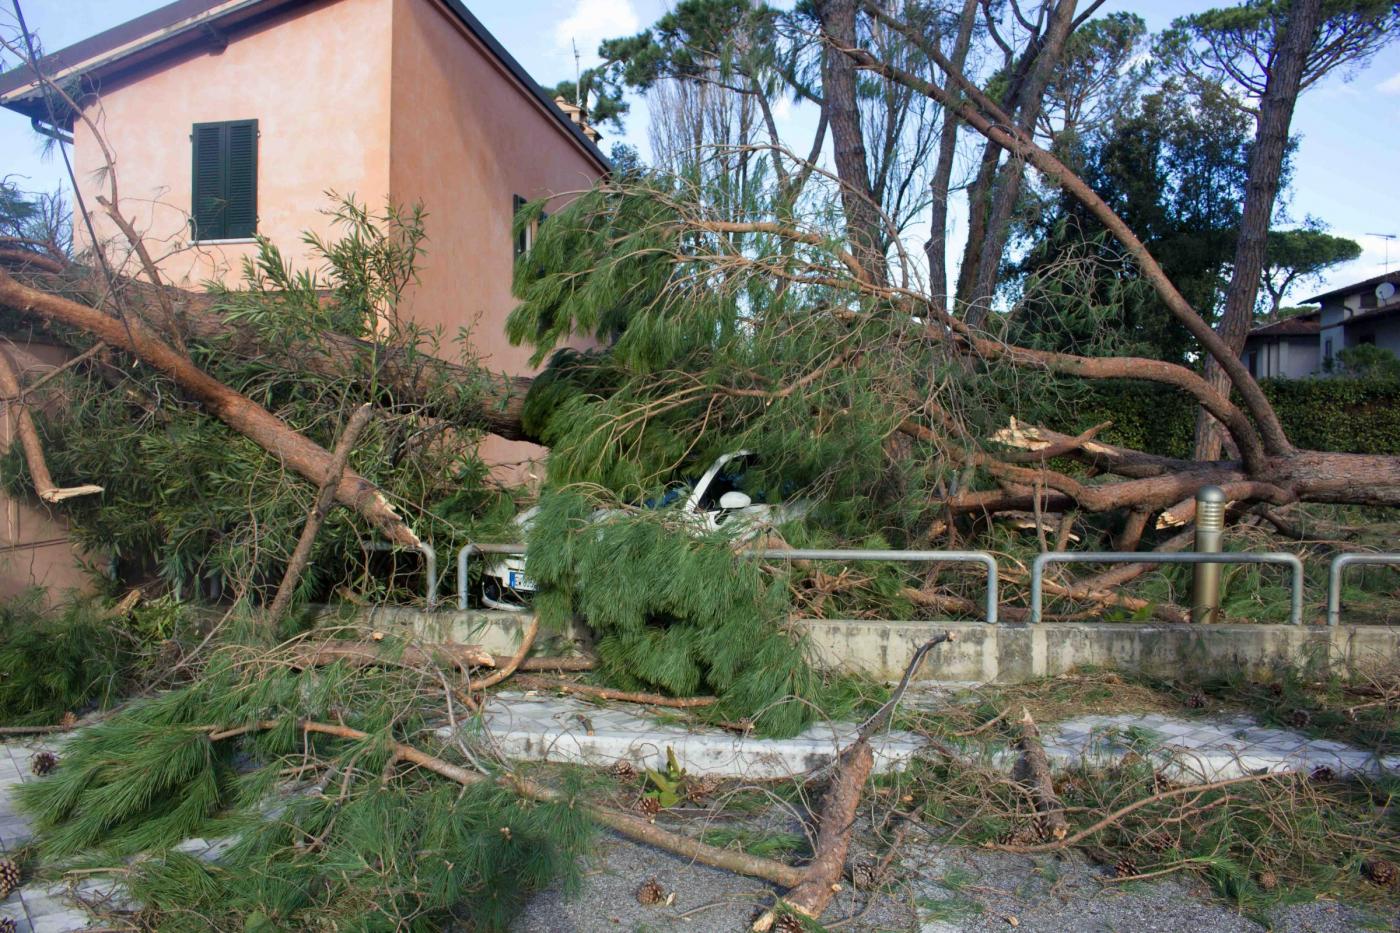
[0,739,93,933]
[3,706,1396,931]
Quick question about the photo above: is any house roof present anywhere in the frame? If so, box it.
[1247,313,1321,338]
[0,0,609,173]
[1300,271,1400,306]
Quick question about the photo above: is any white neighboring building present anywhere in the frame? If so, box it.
[1242,272,1400,378]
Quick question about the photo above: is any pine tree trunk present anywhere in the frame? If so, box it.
[816,0,886,285]
[963,0,1079,327]
[925,0,979,308]
[1192,0,1323,461]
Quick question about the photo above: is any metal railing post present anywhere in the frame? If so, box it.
[1031,551,1304,625]
[1191,486,1226,624]
[360,541,438,610]
[1327,552,1400,626]
[754,549,999,624]
[457,542,528,610]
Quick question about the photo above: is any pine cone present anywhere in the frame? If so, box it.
[850,858,881,890]
[773,914,806,933]
[609,759,637,781]
[1362,858,1398,887]
[685,775,720,803]
[0,857,19,899]
[1003,824,1044,847]
[1185,692,1208,710]
[58,711,77,730]
[1141,830,1173,853]
[1113,858,1138,879]
[0,917,16,933]
[1288,708,1311,729]
[637,796,662,819]
[1308,765,1336,782]
[1258,870,1278,891]
[635,878,666,906]
[30,751,58,777]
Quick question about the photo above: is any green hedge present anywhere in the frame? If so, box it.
[1066,378,1400,457]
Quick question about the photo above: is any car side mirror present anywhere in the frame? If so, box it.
[718,491,752,510]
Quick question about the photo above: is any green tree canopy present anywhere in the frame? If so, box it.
[1260,226,1362,320]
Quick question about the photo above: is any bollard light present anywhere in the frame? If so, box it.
[1191,485,1226,624]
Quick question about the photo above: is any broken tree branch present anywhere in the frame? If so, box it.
[0,268,421,547]
[511,674,717,708]
[209,718,806,889]
[0,344,104,502]
[469,616,541,690]
[755,632,956,930]
[288,641,496,671]
[1014,707,1069,841]
[266,404,375,627]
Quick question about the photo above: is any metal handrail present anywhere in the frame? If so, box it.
[751,548,1000,624]
[1327,552,1400,626]
[1030,551,1305,625]
[457,542,528,610]
[360,541,439,610]
[457,543,1000,622]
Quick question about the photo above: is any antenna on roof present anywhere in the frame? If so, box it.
[1366,232,1396,274]
[572,39,581,105]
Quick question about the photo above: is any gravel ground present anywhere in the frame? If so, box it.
[513,831,1399,933]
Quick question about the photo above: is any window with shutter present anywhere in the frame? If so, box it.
[191,120,258,241]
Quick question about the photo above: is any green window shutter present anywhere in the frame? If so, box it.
[191,120,258,240]
[224,120,258,238]
[191,123,226,240]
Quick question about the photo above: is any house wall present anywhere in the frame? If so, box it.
[70,0,395,288]
[1280,336,1318,379]
[0,344,97,604]
[387,0,605,479]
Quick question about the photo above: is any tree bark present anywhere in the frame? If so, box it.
[816,0,887,285]
[1193,0,1323,461]
[0,268,422,548]
[1014,708,1069,840]
[925,0,980,308]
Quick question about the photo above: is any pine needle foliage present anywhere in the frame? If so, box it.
[17,646,595,931]
[0,591,135,725]
[525,489,871,737]
[1,198,502,608]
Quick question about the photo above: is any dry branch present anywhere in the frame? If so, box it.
[755,632,956,930]
[0,345,103,502]
[266,404,375,626]
[1013,707,1069,841]
[511,674,717,708]
[288,641,496,671]
[0,268,421,547]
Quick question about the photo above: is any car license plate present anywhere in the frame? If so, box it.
[507,570,536,591]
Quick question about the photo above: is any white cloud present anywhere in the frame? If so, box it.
[554,0,640,66]
[1310,231,1397,295]
[1378,70,1400,95]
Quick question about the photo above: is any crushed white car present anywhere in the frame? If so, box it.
[479,451,806,610]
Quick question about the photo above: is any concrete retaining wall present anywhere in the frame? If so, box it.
[326,606,1400,684]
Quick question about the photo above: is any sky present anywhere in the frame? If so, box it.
[2,0,1399,298]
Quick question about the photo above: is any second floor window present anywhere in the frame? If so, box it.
[192,119,258,241]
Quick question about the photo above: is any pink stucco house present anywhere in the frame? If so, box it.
[0,0,608,598]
